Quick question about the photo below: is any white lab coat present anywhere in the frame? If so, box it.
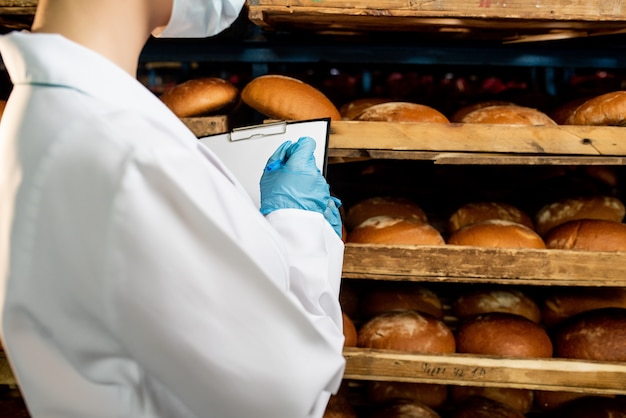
[0,31,346,418]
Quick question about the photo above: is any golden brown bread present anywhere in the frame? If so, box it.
[159,77,239,118]
[347,216,445,246]
[360,282,444,319]
[553,307,626,361]
[345,196,428,231]
[535,195,626,237]
[453,288,541,323]
[367,381,448,409]
[450,386,533,414]
[447,219,545,249]
[342,312,358,348]
[357,310,456,353]
[241,74,341,121]
[565,90,626,126]
[451,396,526,418]
[354,102,450,123]
[541,287,626,328]
[545,219,626,252]
[340,97,394,120]
[448,201,534,234]
[451,100,516,123]
[459,105,556,125]
[455,312,553,358]
[370,399,442,418]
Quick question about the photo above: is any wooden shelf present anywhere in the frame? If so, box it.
[343,347,626,394]
[327,121,626,165]
[342,244,626,287]
[248,0,626,42]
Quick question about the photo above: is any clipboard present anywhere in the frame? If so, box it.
[199,118,331,208]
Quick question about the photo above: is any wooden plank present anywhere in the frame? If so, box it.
[342,244,626,286]
[250,0,626,21]
[182,116,230,137]
[343,348,626,394]
[328,150,626,165]
[248,1,626,37]
[328,121,626,157]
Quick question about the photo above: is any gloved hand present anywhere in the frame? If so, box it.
[260,136,343,238]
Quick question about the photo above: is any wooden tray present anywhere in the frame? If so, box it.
[328,121,626,165]
[343,347,626,394]
[182,116,230,138]
[342,244,626,287]
[248,0,626,41]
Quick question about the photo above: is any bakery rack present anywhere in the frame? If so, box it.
[1,0,626,404]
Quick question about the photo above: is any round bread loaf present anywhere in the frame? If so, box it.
[354,102,450,123]
[324,383,358,418]
[447,219,546,249]
[159,77,239,118]
[347,216,445,246]
[345,196,428,231]
[342,312,358,347]
[340,97,394,120]
[459,105,557,125]
[541,287,626,328]
[339,282,360,318]
[367,381,449,409]
[241,74,341,121]
[451,396,526,418]
[551,395,626,417]
[533,390,615,411]
[450,386,533,414]
[360,282,444,319]
[448,202,534,234]
[545,219,626,252]
[534,195,626,237]
[553,307,626,361]
[453,288,541,323]
[455,312,553,358]
[0,99,6,120]
[357,310,456,353]
[451,100,516,123]
[565,90,626,126]
[370,399,442,418]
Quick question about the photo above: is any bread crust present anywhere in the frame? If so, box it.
[347,216,444,246]
[459,105,556,125]
[241,74,341,121]
[545,219,626,252]
[553,307,626,361]
[159,77,239,118]
[340,97,395,120]
[447,219,545,249]
[357,310,456,353]
[448,202,534,234]
[360,282,444,319]
[345,196,428,231]
[455,312,553,358]
[541,287,626,328]
[367,381,448,409]
[354,102,449,123]
[450,386,533,414]
[453,288,541,323]
[565,90,626,126]
[534,195,625,237]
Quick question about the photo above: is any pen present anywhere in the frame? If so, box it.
[265,160,283,172]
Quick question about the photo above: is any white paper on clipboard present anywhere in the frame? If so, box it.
[199,118,331,208]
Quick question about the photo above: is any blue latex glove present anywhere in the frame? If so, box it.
[260,137,343,238]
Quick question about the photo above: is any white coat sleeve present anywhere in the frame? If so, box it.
[107,142,346,418]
